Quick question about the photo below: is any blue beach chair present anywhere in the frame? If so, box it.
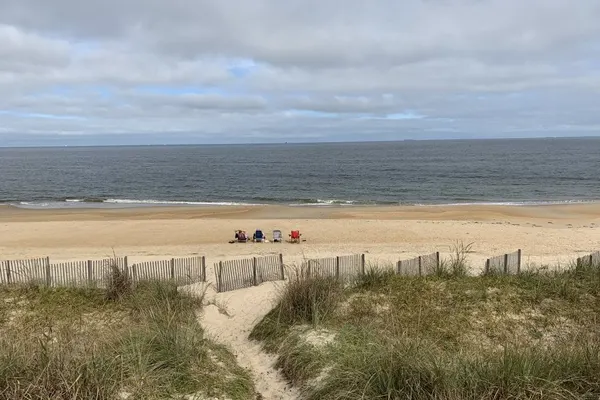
[253,229,264,242]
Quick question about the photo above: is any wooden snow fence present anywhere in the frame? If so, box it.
[484,249,522,275]
[576,251,600,268]
[215,254,285,293]
[0,256,205,288]
[303,254,366,281]
[0,257,128,287]
[0,257,49,286]
[130,256,206,286]
[397,252,440,276]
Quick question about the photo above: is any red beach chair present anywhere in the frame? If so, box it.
[289,230,302,243]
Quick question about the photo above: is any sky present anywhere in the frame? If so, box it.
[1,0,600,146]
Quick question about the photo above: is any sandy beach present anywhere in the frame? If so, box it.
[1,203,599,270]
[2,203,600,399]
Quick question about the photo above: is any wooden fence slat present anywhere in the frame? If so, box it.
[6,260,11,284]
[218,261,223,291]
[0,261,6,284]
[45,257,51,286]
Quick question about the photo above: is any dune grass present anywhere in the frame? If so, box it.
[0,277,254,400]
[251,261,600,399]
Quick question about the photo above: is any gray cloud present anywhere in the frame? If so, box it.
[0,0,599,144]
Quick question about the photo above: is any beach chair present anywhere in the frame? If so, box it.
[273,230,283,243]
[229,230,248,243]
[253,229,265,242]
[238,231,249,243]
[289,230,302,243]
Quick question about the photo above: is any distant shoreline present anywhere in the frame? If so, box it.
[3,201,600,224]
[3,198,600,211]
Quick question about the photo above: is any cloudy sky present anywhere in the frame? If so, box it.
[1,0,599,146]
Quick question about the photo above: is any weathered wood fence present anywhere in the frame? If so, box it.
[485,249,522,275]
[0,257,50,286]
[303,254,366,280]
[0,256,206,287]
[397,252,440,276]
[0,257,128,287]
[131,256,206,286]
[577,251,600,267]
[49,257,128,287]
[9,248,597,292]
[215,254,285,292]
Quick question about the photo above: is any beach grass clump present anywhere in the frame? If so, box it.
[250,264,343,350]
[354,264,396,290]
[105,259,133,301]
[435,240,473,277]
[252,261,600,399]
[310,328,600,400]
[0,281,254,400]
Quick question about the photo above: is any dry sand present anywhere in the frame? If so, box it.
[2,203,600,399]
[2,203,600,268]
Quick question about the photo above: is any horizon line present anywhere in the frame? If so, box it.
[1,135,600,149]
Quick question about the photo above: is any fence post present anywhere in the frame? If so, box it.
[132,263,137,284]
[307,260,312,278]
[485,259,490,275]
[217,261,223,292]
[45,257,51,287]
[397,260,401,275]
[279,253,285,280]
[436,252,440,269]
[361,254,366,275]
[335,256,340,279]
[590,254,594,267]
[87,260,93,287]
[418,256,422,276]
[504,253,509,274]
[517,249,522,274]
[6,260,11,284]
[123,256,129,279]
[202,256,206,282]
[170,258,175,280]
[253,257,258,286]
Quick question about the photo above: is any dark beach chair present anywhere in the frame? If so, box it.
[238,231,249,243]
[253,229,265,242]
[229,230,249,243]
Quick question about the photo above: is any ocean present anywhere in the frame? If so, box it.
[1,138,599,209]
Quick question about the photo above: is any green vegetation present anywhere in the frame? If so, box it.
[251,261,600,399]
[0,273,254,399]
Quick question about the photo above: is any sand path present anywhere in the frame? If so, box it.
[199,282,300,400]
